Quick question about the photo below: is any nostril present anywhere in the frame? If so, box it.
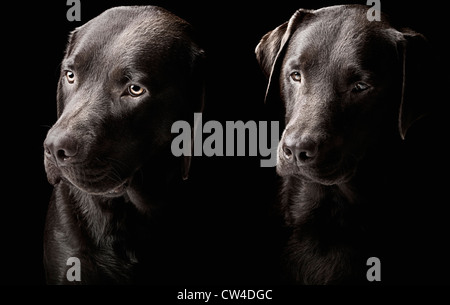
[298,151,310,162]
[283,144,293,158]
[44,146,52,156]
[57,149,70,161]
[55,143,78,163]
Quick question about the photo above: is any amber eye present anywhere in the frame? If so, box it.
[65,71,75,84]
[353,82,370,93]
[290,71,301,82]
[128,84,145,97]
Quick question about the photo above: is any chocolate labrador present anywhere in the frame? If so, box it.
[256,4,430,284]
[43,6,204,284]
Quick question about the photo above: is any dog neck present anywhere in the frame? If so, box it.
[56,152,183,247]
[125,153,183,215]
[283,133,404,227]
[69,151,182,215]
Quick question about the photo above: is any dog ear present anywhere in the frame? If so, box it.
[255,9,312,104]
[255,21,288,79]
[397,29,431,140]
[182,46,206,181]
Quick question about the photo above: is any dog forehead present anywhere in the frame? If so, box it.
[290,17,364,60]
[79,6,186,39]
[286,9,395,74]
[67,6,191,72]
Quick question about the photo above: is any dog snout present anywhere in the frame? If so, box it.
[44,130,79,166]
[282,134,319,165]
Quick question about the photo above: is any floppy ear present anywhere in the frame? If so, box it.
[255,9,312,104]
[182,46,206,180]
[397,29,431,140]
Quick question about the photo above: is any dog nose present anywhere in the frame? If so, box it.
[282,135,318,164]
[44,131,79,165]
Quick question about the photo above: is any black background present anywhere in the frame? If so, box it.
[3,0,449,289]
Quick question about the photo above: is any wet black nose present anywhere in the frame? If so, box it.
[282,135,318,164]
[44,131,79,165]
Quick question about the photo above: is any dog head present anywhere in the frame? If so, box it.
[256,5,429,185]
[44,6,204,196]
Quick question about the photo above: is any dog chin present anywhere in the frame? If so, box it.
[65,176,130,197]
[277,161,356,186]
[54,163,132,197]
[304,169,355,186]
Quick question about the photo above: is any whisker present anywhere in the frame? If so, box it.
[105,157,131,171]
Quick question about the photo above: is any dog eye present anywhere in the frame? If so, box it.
[353,82,370,93]
[65,71,75,84]
[128,84,146,97]
[290,71,302,82]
